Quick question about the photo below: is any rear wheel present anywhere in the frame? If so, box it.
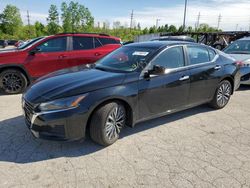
[209,80,232,109]
[90,102,126,146]
[0,69,28,94]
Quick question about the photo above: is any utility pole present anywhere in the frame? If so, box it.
[183,0,188,29]
[217,14,222,30]
[196,12,201,30]
[235,24,238,31]
[27,10,31,35]
[130,10,134,32]
[156,19,160,28]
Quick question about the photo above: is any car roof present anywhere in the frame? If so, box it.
[238,36,250,41]
[125,41,195,49]
[53,33,120,40]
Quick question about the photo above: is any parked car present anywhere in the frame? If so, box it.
[0,40,8,48]
[0,33,121,94]
[22,41,241,146]
[223,37,250,85]
[7,40,18,46]
[151,36,195,42]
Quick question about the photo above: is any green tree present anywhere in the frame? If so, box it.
[61,1,94,32]
[168,25,177,33]
[47,5,60,34]
[0,5,23,36]
[34,21,45,37]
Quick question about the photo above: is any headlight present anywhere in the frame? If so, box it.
[39,94,88,111]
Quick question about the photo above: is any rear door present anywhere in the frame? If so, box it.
[185,45,222,105]
[25,36,69,78]
[66,36,108,67]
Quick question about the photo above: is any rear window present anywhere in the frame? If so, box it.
[187,46,210,65]
[73,37,94,50]
[98,38,120,45]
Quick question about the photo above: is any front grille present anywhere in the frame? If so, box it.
[23,100,35,127]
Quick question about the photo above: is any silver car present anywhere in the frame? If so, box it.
[224,37,250,85]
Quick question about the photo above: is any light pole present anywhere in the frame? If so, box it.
[183,0,188,29]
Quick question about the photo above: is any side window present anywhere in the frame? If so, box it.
[37,37,67,52]
[99,38,120,45]
[208,48,216,60]
[94,38,102,48]
[187,46,210,65]
[151,46,185,69]
[73,37,94,50]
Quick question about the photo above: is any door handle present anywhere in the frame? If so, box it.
[95,52,102,56]
[179,75,190,81]
[214,65,221,70]
[58,55,67,59]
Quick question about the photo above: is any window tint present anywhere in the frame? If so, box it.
[151,46,185,69]
[37,37,67,52]
[73,37,94,50]
[187,46,210,65]
[94,38,102,48]
[208,48,216,60]
[99,38,120,45]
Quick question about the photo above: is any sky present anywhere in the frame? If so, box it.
[1,0,250,31]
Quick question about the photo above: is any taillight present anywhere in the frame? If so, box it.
[235,61,244,67]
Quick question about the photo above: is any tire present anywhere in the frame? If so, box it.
[209,80,232,109]
[214,44,223,50]
[0,69,28,94]
[90,102,126,146]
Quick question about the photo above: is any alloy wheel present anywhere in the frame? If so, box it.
[2,72,23,93]
[216,82,231,107]
[105,106,126,140]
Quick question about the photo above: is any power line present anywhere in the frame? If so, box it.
[217,14,222,29]
[130,10,134,32]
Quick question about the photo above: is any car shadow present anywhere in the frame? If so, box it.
[0,105,212,164]
[237,85,250,91]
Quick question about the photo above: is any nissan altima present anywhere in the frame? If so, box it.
[22,41,241,146]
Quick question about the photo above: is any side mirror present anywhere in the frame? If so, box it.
[150,65,165,75]
[29,48,41,55]
[144,65,165,79]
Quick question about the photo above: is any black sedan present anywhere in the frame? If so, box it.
[22,41,241,146]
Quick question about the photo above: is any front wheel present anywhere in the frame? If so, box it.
[90,102,126,146]
[0,69,28,94]
[209,80,232,109]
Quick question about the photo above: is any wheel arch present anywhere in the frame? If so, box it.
[86,97,134,134]
[0,64,32,85]
[220,76,234,94]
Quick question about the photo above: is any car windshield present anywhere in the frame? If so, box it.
[224,40,250,54]
[95,46,156,72]
[18,37,45,50]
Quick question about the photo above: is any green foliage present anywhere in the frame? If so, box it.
[61,1,94,33]
[0,4,222,41]
[0,5,23,36]
[47,5,60,34]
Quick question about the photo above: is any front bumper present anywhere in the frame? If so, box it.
[23,101,89,141]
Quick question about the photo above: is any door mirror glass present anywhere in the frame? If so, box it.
[150,65,165,75]
[29,47,41,55]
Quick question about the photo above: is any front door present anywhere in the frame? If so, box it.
[25,36,69,78]
[138,46,190,120]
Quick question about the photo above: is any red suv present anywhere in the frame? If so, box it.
[0,33,121,94]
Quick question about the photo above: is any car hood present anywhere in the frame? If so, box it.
[227,54,250,62]
[24,66,126,104]
[0,48,20,56]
